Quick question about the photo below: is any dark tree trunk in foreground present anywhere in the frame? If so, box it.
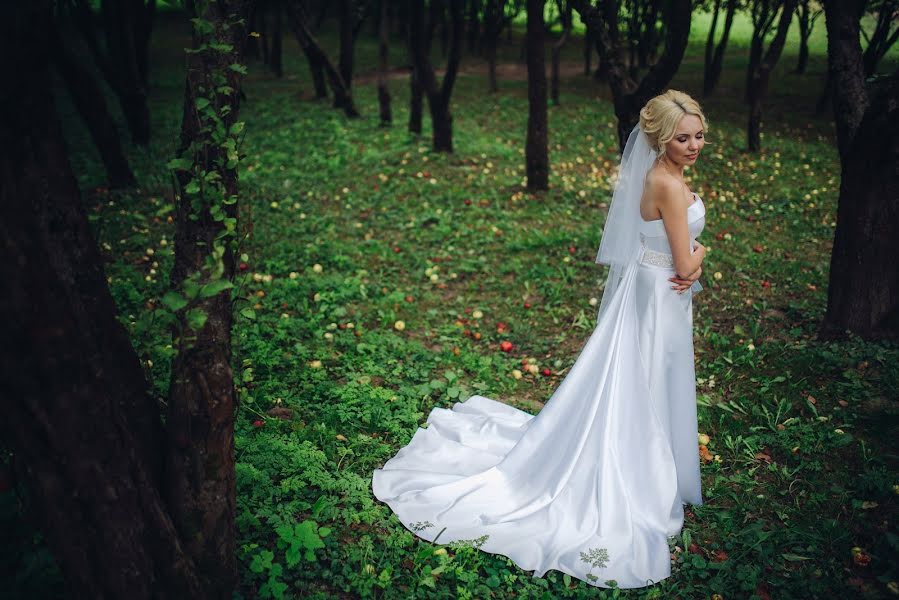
[409,0,464,152]
[821,0,899,339]
[0,2,237,597]
[286,0,359,116]
[571,0,691,151]
[50,26,136,189]
[746,0,797,152]
[526,0,549,190]
[167,3,252,593]
[703,0,736,96]
[550,0,572,105]
[378,0,393,125]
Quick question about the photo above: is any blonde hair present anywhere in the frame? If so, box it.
[639,90,708,155]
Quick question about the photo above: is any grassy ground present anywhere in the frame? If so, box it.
[5,9,898,600]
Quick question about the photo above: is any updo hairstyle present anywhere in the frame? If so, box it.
[639,90,708,155]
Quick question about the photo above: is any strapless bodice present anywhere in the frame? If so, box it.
[638,196,705,254]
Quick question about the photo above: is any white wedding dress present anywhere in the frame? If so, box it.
[372,196,706,589]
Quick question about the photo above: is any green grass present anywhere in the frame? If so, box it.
[5,10,898,600]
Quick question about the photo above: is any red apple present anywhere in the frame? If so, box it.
[252,419,265,428]
[542,368,551,376]
[500,341,513,352]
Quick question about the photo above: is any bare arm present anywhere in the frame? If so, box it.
[651,179,705,279]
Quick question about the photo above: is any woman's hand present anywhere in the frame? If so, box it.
[669,266,702,293]
[692,240,706,259]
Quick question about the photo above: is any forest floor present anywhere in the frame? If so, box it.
[4,11,898,600]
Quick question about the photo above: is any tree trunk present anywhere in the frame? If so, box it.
[821,0,899,339]
[338,0,355,93]
[486,38,499,92]
[409,65,424,133]
[703,0,722,89]
[166,1,251,594]
[550,0,572,105]
[100,0,152,145]
[467,0,481,53]
[572,0,691,151]
[526,0,549,190]
[286,0,360,116]
[0,3,203,597]
[73,0,151,144]
[410,0,464,152]
[862,0,899,77]
[796,0,810,74]
[745,0,797,152]
[707,0,736,96]
[583,27,592,75]
[271,2,284,77]
[482,0,506,92]
[50,27,136,189]
[378,0,393,125]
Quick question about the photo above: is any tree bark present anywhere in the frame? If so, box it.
[703,0,735,96]
[481,0,507,92]
[550,0,572,105]
[467,0,481,53]
[409,65,424,133]
[821,0,899,339]
[410,0,464,152]
[338,0,355,93]
[583,27,592,75]
[795,0,819,74]
[526,0,549,190]
[861,0,899,76]
[378,0,393,125]
[50,26,136,189]
[271,1,284,77]
[0,2,202,597]
[166,2,251,594]
[286,0,360,116]
[746,0,798,152]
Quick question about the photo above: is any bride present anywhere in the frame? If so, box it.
[372,90,708,589]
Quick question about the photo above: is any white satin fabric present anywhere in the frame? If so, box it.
[372,198,706,589]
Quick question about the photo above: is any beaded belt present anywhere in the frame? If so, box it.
[637,246,674,268]
[637,246,704,293]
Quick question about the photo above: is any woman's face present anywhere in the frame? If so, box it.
[664,114,705,167]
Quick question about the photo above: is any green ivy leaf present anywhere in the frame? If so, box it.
[186,307,208,330]
[161,291,188,312]
[166,157,193,171]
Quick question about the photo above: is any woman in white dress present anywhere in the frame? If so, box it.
[371,90,709,589]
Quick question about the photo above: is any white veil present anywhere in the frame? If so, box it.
[594,124,657,321]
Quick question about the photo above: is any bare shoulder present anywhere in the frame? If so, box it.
[644,168,684,212]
